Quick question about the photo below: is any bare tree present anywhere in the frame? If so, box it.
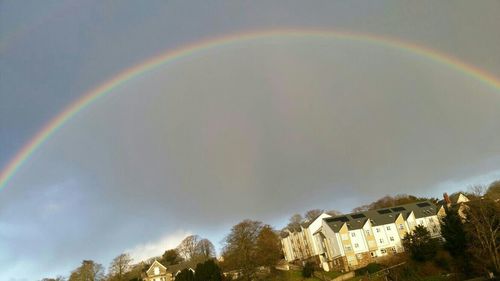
[286,214,303,230]
[108,253,132,281]
[304,209,324,221]
[326,209,342,216]
[196,238,216,258]
[255,225,282,269]
[485,180,500,201]
[464,198,500,273]
[222,220,263,281]
[351,194,435,212]
[177,235,202,260]
[468,185,487,198]
[41,277,66,281]
[69,260,105,281]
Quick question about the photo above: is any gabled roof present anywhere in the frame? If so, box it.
[301,213,331,228]
[439,192,470,206]
[450,193,469,203]
[167,256,210,273]
[146,260,168,275]
[323,201,439,232]
[313,226,323,236]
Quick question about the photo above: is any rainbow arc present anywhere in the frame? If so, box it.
[1,29,499,190]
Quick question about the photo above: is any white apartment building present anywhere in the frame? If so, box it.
[313,201,445,272]
[281,213,331,264]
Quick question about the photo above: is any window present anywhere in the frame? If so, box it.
[154,267,160,275]
[366,230,371,236]
[376,228,380,233]
[381,248,387,254]
[399,224,404,230]
[379,238,384,243]
[390,236,394,241]
[386,226,391,230]
[345,245,352,251]
[354,243,359,248]
[351,232,356,237]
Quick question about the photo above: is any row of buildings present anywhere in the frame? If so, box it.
[280,193,470,272]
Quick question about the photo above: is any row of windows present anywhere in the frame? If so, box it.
[346,222,410,240]
[378,236,395,244]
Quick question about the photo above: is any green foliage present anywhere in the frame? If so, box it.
[440,207,467,257]
[162,249,183,265]
[439,207,474,276]
[402,225,438,262]
[194,259,222,281]
[302,262,315,278]
[354,263,384,275]
[176,268,195,281]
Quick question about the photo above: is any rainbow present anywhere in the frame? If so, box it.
[1,28,499,190]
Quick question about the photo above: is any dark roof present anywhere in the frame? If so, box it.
[167,257,208,273]
[142,257,211,274]
[290,226,302,232]
[323,201,439,232]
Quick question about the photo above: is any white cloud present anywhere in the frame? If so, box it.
[126,230,191,262]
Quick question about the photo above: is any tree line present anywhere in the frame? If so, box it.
[370,182,499,280]
[41,181,499,281]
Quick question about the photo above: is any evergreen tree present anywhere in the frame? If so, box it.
[194,260,222,281]
[402,225,438,262]
[441,207,468,257]
[175,268,195,281]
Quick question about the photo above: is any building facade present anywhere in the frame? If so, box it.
[143,260,173,281]
[312,201,445,272]
[281,213,332,264]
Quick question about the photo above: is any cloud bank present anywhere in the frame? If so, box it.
[1,37,499,280]
[126,230,192,262]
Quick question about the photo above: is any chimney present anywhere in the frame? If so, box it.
[443,192,451,205]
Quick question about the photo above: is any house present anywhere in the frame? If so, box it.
[314,201,445,272]
[142,260,199,281]
[280,213,332,265]
[143,260,172,281]
[439,192,469,207]
[439,192,470,219]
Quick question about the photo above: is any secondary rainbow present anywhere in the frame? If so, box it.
[1,28,499,190]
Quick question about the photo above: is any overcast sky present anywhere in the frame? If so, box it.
[1,1,499,280]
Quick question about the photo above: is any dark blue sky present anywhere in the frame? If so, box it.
[1,1,499,280]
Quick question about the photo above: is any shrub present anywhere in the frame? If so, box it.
[355,263,384,276]
[302,262,315,278]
